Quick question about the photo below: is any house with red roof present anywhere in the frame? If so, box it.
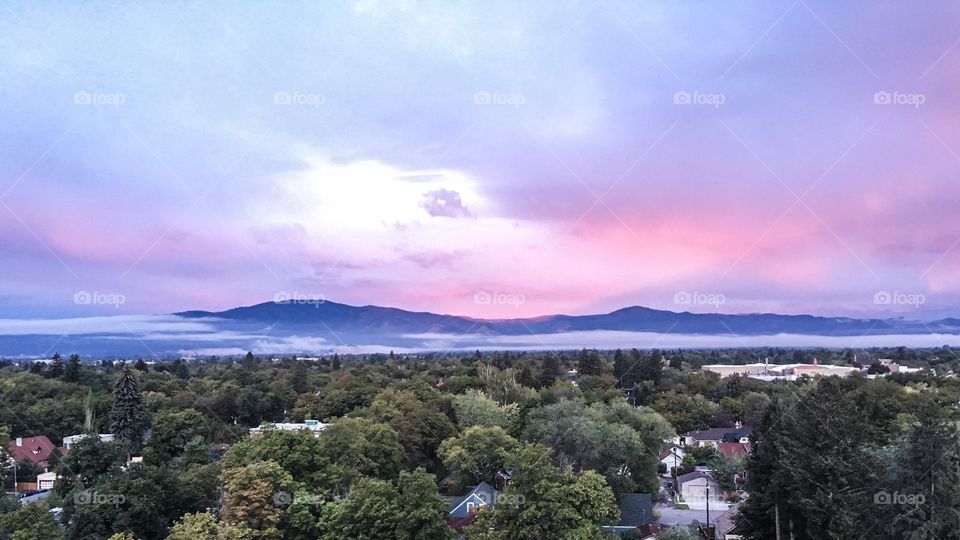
[717,442,752,460]
[8,436,56,470]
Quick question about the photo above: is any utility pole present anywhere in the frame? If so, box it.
[705,476,710,528]
[775,502,782,540]
[5,458,16,496]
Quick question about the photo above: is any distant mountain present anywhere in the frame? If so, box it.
[176,300,960,337]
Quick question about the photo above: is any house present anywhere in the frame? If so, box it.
[448,482,498,529]
[713,501,743,539]
[36,471,59,490]
[703,359,857,381]
[248,419,329,438]
[602,493,654,535]
[871,359,923,375]
[8,436,56,470]
[682,424,752,448]
[676,470,726,511]
[717,442,751,460]
[659,446,686,475]
[702,363,772,378]
[62,433,115,451]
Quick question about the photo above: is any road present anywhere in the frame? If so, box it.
[655,503,713,526]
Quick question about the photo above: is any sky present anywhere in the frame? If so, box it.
[2,0,960,320]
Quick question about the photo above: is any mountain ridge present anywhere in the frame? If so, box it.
[176,300,960,337]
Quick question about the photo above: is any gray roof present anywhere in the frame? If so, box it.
[683,426,752,442]
[615,493,654,527]
[447,481,497,513]
[713,501,742,537]
[676,470,709,485]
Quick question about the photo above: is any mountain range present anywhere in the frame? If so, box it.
[177,300,960,337]
[2,300,959,358]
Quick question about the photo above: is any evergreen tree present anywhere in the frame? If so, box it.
[540,354,560,387]
[242,351,256,369]
[637,349,663,386]
[109,365,147,452]
[292,360,309,394]
[47,353,64,379]
[517,365,536,388]
[331,354,342,370]
[64,354,81,383]
[612,349,626,387]
[134,358,149,372]
[171,359,190,380]
[577,349,602,376]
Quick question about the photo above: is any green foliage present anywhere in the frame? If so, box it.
[166,513,227,540]
[144,408,216,465]
[649,391,718,433]
[522,399,670,496]
[577,349,603,376]
[315,417,405,495]
[466,444,619,539]
[109,365,147,451]
[223,429,331,495]
[56,436,128,493]
[657,525,698,540]
[477,365,537,406]
[64,354,82,384]
[451,389,519,431]
[360,387,455,470]
[220,461,294,539]
[2,347,957,539]
[0,502,63,540]
[439,426,519,486]
[736,376,960,539]
[319,468,453,540]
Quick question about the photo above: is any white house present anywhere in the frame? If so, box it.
[36,471,59,490]
[659,446,685,475]
[249,419,329,438]
[682,423,751,448]
[676,470,727,511]
[62,433,115,451]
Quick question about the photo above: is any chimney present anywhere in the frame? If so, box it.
[15,437,22,447]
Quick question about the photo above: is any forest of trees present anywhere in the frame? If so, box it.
[0,345,957,539]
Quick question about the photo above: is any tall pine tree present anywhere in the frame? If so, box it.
[47,353,64,379]
[64,354,81,383]
[109,364,146,452]
[577,349,602,376]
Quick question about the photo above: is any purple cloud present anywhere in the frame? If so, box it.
[419,189,473,218]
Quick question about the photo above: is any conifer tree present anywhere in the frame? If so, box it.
[109,365,146,452]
